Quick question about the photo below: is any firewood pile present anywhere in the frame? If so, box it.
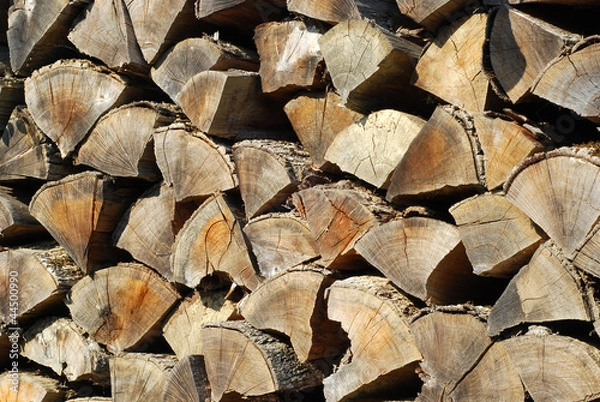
[1,0,600,401]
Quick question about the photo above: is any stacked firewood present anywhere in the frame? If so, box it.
[1,0,600,401]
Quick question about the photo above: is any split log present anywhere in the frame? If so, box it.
[574,224,600,279]
[239,267,346,362]
[414,13,495,112]
[29,172,139,273]
[502,330,600,401]
[68,0,147,74]
[0,78,24,133]
[324,109,426,189]
[473,112,546,190]
[0,105,72,182]
[151,37,258,104]
[291,181,395,269]
[113,183,196,278]
[386,106,483,205]
[355,216,479,305]
[0,244,82,325]
[154,122,237,203]
[162,355,210,402]
[7,0,87,76]
[318,19,423,113]
[410,311,492,401]
[170,193,261,290]
[178,69,291,139]
[24,59,135,158]
[242,212,319,278]
[67,399,111,402]
[232,139,312,219]
[201,320,323,401]
[22,317,109,382]
[449,193,545,277]
[75,102,177,181]
[284,91,364,170]
[504,148,600,258]
[532,41,600,123]
[163,289,237,358]
[0,189,46,243]
[489,5,582,103]
[395,0,473,31]
[0,372,67,401]
[254,20,325,95]
[195,0,287,36]
[487,241,593,336]
[323,276,421,402]
[110,353,177,402]
[67,263,180,353]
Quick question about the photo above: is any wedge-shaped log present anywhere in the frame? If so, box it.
[254,20,325,94]
[243,212,319,278]
[323,276,422,402]
[292,181,393,269]
[355,216,479,304]
[0,244,82,325]
[318,19,422,113]
[68,0,147,73]
[171,193,261,290]
[450,193,545,277]
[395,0,473,31]
[0,372,67,401]
[202,320,323,401]
[68,263,180,353]
[574,224,600,279]
[0,106,71,182]
[503,331,600,401]
[386,106,482,205]
[24,59,134,158]
[504,148,600,258]
[0,78,24,132]
[162,355,210,402]
[151,37,258,104]
[239,267,346,362]
[410,311,492,401]
[532,41,600,123]
[325,109,425,189]
[29,172,138,273]
[7,0,87,76]
[233,139,312,219]
[22,317,109,383]
[110,353,177,402]
[195,0,286,35]
[154,122,237,202]
[414,13,493,112]
[488,241,592,337]
[178,70,291,139]
[0,189,45,243]
[284,91,364,170]
[113,183,196,278]
[163,289,237,358]
[473,112,546,190]
[489,5,582,103]
[76,102,176,181]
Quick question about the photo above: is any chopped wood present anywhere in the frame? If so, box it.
[154,122,237,202]
[201,320,323,401]
[24,59,134,158]
[170,193,261,290]
[318,19,423,113]
[195,0,287,36]
[254,20,325,95]
[163,289,237,358]
[487,241,592,337]
[239,267,346,362]
[0,77,24,132]
[232,139,312,219]
[324,109,426,189]
[162,355,210,402]
[110,353,177,402]
[284,91,365,170]
[22,316,109,382]
[450,193,546,277]
[573,224,600,279]
[68,262,180,353]
[395,0,473,31]
[0,372,67,401]
[323,276,421,402]
[75,102,176,181]
[29,172,139,273]
[243,212,319,278]
[151,36,258,104]
[0,189,45,243]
